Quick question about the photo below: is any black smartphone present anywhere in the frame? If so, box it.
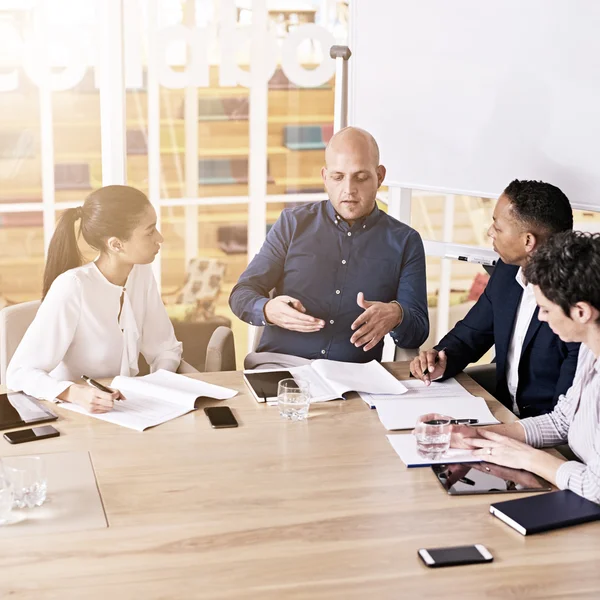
[418,544,493,568]
[204,406,238,429]
[3,425,60,444]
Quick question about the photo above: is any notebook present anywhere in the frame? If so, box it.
[386,434,482,468]
[59,369,238,431]
[375,396,500,430]
[244,359,408,404]
[490,490,600,535]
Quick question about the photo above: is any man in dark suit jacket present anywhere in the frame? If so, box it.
[410,180,580,418]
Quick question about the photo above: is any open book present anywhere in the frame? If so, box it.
[59,369,237,431]
[243,359,408,403]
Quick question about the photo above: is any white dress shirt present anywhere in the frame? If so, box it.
[505,267,538,415]
[6,262,182,401]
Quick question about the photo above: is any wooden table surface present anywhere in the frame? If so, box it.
[1,363,599,599]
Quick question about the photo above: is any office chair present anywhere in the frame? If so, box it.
[464,363,497,396]
[0,301,236,385]
[0,300,40,384]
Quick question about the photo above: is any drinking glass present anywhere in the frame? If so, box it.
[277,378,310,421]
[3,456,47,509]
[0,460,14,524]
[414,413,452,460]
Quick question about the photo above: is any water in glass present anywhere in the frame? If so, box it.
[414,414,452,460]
[277,378,310,421]
[0,462,14,524]
[4,456,47,509]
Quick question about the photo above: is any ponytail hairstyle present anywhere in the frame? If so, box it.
[42,185,150,299]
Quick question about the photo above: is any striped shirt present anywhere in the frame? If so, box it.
[520,344,600,503]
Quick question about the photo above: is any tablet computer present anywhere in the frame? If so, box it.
[432,462,552,495]
[0,392,58,431]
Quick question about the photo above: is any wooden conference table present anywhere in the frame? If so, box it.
[1,362,599,599]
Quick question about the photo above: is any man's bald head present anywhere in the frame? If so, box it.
[321,127,386,226]
[325,127,380,168]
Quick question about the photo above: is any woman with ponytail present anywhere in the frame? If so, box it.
[6,185,182,414]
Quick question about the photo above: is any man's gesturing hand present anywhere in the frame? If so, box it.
[264,295,325,332]
[350,292,403,352]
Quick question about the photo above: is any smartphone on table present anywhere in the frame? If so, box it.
[204,406,238,429]
[3,425,60,445]
[418,544,493,568]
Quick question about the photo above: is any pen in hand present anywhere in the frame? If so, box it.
[81,375,125,401]
[423,347,447,377]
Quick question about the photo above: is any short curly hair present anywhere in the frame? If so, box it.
[504,180,573,235]
[524,231,600,319]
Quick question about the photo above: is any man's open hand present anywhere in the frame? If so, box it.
[350,292,403,352]
[264,296,325,332]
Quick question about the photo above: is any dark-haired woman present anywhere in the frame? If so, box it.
[450,231,600,503]
[7,185,182,414]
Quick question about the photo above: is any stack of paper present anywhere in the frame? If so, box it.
[360,377,471,408]
[375,395,500,431]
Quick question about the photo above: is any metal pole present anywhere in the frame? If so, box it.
[330,45,351,132]
[99,0,127,185]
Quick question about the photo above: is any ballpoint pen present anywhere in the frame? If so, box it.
[424,418,479,425]
[81,375,122,400]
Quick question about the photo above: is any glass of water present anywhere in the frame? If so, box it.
[3,456,47,509]
[414,413,452,460]
[277,378,310,421]
[0,461,14,524]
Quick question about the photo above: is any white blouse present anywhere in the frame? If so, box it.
[6,261,182,401]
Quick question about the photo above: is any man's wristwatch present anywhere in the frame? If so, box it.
[390,300,403,329]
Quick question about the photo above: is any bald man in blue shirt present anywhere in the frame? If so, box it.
[230,127,429,368]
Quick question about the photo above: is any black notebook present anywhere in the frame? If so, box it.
[490,490,600,535]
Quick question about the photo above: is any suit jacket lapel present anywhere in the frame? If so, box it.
[521,306,543,357]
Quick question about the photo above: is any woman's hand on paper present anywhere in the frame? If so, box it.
[449,424,480,449]
[463,429,538,471]
[61,384,124,414]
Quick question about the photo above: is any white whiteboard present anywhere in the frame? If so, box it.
[350,0,600,211]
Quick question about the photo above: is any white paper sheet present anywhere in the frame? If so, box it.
[386,434,482,467]
[59,396,191,432]
[360,377,472,408]
[398,377,474,398]
[375,396,500,431]
[311,359,408,397]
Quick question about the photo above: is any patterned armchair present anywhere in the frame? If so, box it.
[164,257,227,322]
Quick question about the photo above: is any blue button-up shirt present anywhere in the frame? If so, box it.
[229,200,429,362]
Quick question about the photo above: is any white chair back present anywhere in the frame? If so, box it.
[0,300,41,384]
